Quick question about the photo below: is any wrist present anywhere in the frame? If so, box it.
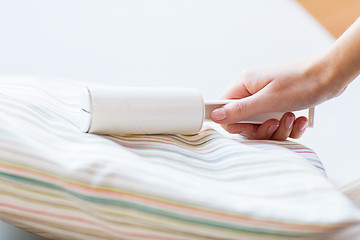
[305,53,349,100]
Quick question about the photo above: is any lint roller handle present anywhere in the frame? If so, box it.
[79,87,314,135]
[205,100,314,127]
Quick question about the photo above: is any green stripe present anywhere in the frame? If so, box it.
[0,171,319,238]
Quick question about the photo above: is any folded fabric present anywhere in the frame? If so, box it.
[0,77,359,240]
[342,178,360,208]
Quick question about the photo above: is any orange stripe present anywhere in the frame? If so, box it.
[0,202,188,240]
[0,161,334,231]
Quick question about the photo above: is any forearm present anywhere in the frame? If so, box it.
[314,17,360,93]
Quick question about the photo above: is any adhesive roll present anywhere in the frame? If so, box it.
[80,86,204,134]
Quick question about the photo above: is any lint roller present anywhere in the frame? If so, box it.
[79,86,314,135]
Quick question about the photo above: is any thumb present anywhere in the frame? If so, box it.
[211,95,270,124]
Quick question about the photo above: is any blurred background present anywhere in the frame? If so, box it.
[298,0,360,38]
[0,0,334,99]
[0,0,359,239]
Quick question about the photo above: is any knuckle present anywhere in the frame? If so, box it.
[223,102,247,122]
[237,68,254,82]
[238,103,249,117]
[229,101,247,116]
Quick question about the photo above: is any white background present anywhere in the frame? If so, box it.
[2,0,358,239]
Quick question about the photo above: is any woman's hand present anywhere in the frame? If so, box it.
[210,59,346,140]
[210,17,360,140]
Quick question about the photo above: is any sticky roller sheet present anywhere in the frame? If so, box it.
[80,86,314,135]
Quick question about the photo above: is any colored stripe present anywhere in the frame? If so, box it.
[0,80,358,240]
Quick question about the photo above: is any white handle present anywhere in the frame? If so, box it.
[204,100,314,127]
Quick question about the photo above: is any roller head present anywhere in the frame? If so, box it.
[79,86,204,135]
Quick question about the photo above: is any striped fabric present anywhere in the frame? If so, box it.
[0,77,359,240]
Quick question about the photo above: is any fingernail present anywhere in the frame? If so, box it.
[285,116,295,129]
[240,131,253,139]
[299,120,308,131]
[267,124,279,135]
[211,108,226,121]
